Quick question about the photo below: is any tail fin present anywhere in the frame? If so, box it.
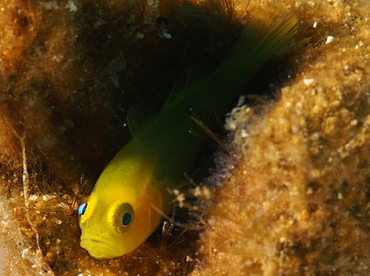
[200,11,299,111]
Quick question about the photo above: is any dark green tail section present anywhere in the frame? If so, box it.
[198,12,299,113]
[160,12,298,122]
[138,12,299,184]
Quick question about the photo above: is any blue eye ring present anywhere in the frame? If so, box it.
[122,212,132,227]
[78,202,87,216]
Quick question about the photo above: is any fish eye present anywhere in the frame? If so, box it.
[121,212,132,227]
[115,203,134,229]
[111,202,134,232]
[78,202,87,216]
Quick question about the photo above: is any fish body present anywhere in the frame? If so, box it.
[78,13,298,259]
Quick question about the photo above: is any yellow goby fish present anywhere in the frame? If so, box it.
[78,13,298,259]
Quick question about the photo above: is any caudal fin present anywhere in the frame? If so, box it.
[201,10,299,110]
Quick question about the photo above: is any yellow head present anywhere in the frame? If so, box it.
[78,148,169,258]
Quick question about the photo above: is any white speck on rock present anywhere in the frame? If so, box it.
[326,36,334,44]
[303,78,315,86]
[66,0,77,12]
[136,32,144,39]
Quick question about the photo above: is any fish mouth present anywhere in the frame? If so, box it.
[80,238,123,259]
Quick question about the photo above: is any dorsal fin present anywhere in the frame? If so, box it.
[126,105,156,138]
[165,61,217,104]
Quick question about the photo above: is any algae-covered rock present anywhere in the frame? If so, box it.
[192,0,370,275]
